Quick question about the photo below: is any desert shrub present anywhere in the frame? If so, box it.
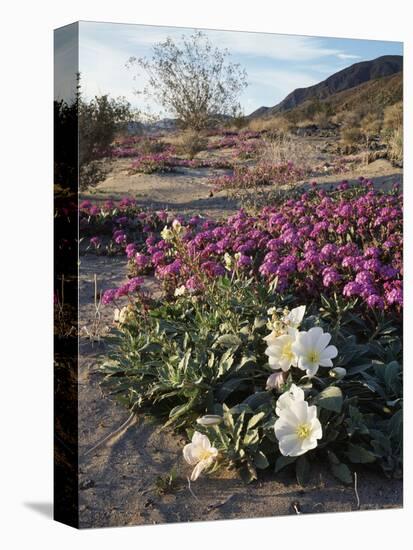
[127,31,247,131]
[79,94,134,189]
[228,115,249,130]
[177,130,209,159]
[138,138,168,155]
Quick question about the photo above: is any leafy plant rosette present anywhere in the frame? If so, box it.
[100,226,402,485]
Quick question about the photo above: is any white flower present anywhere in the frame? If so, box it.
[274,400,322,457]
[275,383,305,416]
[263,330,278,346]
[174,285,187,297]
[265,328,298,372]
[292,327,338,377]
[196,415,222,426]
[172,219,185,235]
[329,367,346,380]
[113,306,129,325]
[266,372,286,391]
[224,253,233,270]
[282,305,306,328]
[161,226,174,241]
[183,432,218,481]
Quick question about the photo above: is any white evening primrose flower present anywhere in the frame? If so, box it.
[172,219,185,236]
[174,285,187,297]
[183,431,218,481]
[282,305,306,328]
[161,226,174,241]
[264,328,298,372]
[275,383,305,416]
[292,326,338,377]
[266,371,286,391]
[196,415,223,427]
[113,306,129,325]
[224,252,233,270]
[274,400,322,457]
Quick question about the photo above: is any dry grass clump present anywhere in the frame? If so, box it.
[387,126,403,164]
[382,102,403,164]
[340,127,362,152]
[259,132,318,170]
[176,130,209,159]
[248,116,292,135]
[383,101,403,131]
[138,138,168,154]
[360,112,382,148]
[313,111,330,129]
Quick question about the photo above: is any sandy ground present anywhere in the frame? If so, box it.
[84,158,238,219]
[82,156,402,221]
[78,256,402,528]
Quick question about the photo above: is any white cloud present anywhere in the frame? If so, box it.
[77,22,370,114]
[337,53,362,60]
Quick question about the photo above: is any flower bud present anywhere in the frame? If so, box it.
[329,367,346,380]
[266,372,286,390]
[196,415,223,426]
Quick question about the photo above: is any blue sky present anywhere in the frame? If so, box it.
[76,21,403,116]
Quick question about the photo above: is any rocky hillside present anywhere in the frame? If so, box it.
[250,55,402,117]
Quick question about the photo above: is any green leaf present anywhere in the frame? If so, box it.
[243,391,272,410]
[253,317,267,329]
[330,462,353,484]
[274,455,296,473]
[247,412,266,431]
[243,429,259,446]
[215,378,244,401]
[296,455,311,486]
[253,450,269,470]
[346,444,376,463]
[216,334,241,348]
[388,408,403,441]
[384,361,401,394]
[240,460,257,483]
[316,386,343,413]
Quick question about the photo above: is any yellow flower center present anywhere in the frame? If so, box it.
[307,349,320,364]
[296,423,312,440]
[281,341,294,362]
[198,449,214,461]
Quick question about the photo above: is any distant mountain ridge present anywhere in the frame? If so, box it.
[249,55,403,118]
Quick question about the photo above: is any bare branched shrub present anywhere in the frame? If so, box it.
[127,31,248,131]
